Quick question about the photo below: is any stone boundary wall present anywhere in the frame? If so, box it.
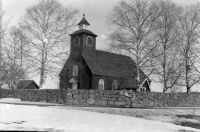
[0,89,200,107]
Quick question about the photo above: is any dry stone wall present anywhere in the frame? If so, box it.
[0,89,200,107]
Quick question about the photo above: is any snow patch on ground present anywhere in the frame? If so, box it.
[0,103,200,132]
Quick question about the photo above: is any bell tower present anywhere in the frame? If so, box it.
[69,14,97,57]
[77,14,90,29]
[67,14,97,89]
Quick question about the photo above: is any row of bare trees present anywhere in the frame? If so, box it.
[107,0,200,93]
[0,27,30,88]
[0,0,78,89]
[0,0,199,92]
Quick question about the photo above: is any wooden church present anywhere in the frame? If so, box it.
[59,14,151,92]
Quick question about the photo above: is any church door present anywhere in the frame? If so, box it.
[69,77,78,90]
[72,82,77,90]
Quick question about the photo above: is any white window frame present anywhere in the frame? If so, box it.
[73,65,79,76]
[98,79,104,90]
[74,36,80,46]
[86,36,93,46]
[140,87,146,92]
[112,80,118,90]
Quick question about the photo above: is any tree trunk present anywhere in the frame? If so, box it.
[185,65,190,93]
[39,41,46,88]
[136,64,140,90]
[136,48,140,90]
[20,39,23,67]
[162,44,167,93]
[163,87,167,93]
[39,63,44,88]
[185,41,190,93]
[186,86,190,93]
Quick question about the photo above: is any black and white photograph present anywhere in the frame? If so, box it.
[0,0,200,131]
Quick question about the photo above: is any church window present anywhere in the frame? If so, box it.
[140,87,146,92]
[74,36,80,46]
[86,36,93,46]
[73,65,79,76]
[112,80,118,90]
[98,79,104,90]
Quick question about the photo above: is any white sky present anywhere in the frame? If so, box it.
[1,0,200,91]
[3,0,200,50]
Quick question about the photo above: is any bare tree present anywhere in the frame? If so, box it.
[0,27,29,89]
[107,0,163,89]
[176,4,200,93]
[151,0,182,92]
[0,5,13,87]
[9,27,31,67]
[20,0,78,88]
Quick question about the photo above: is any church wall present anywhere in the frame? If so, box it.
[82,34,96,56]
[59,75,71,89]
[59,76,66,89]
[59,55,80,89]
[80,58,92,89]
[92,75,120,90]
[92,75,108,90]
[70,35,83,53]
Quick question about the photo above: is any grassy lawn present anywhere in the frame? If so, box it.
[175,115,200,129]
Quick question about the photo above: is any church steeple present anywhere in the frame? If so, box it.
[69,14,97,57]
[77,14,90,29]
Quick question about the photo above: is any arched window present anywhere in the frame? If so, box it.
[86,36,93,46]
[112,80,118,90]
[73,65,79,76]
[74,36,80,46]
[98,79,104,90]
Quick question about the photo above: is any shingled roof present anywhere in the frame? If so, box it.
[59,49,151,89]
[59,59,70,76]
[83,50,133,77]
[70,29,97,37]
[77,14,90,26]
[17,80,39,89]
[83,50,150,83]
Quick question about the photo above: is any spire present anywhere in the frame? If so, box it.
[77,14,90,29]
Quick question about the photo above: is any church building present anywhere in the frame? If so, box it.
[59,15,151,92]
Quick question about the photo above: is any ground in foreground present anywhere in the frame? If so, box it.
[0,103,200,132]
[56,105,200,129]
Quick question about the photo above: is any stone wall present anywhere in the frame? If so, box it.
[0,89,200,107]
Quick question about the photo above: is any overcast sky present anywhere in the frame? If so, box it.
[1,0,200,91]
[2,0,200,50]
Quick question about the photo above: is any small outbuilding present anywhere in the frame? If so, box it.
[17,80,39,89]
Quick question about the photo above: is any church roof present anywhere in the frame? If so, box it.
[82,50,150,88]
[83,50,150,80]
[59,59,70,76]
[83,50,131,77]
[70,29,97,37]
[77,14,90,26]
